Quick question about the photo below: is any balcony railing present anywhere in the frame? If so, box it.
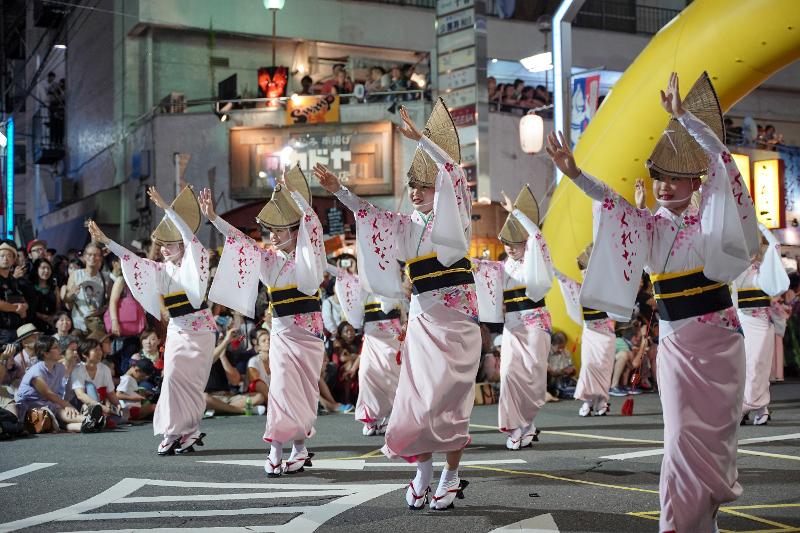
[32,107,65,165]
[575,0,679,35]
[347,0,436,7]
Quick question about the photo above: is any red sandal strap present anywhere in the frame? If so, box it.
[407,482,428,500]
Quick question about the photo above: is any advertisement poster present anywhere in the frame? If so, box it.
[286,95,340,125]
[570,74,601,148]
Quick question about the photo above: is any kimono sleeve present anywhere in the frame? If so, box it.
[756,224,790,296]
[291,191,325,296]
[164,208,209,310]
[512,209,553,302]
[334,186,405,299]
[328,264,366,329]
[420,135,472,265]
[472,259,504,323]
[207,216,265,318]
[554,269,583,326]
[573,172,649,319]
[106,240,163,319]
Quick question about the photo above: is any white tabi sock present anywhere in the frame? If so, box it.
[268,442,283,465]
[413,458,433,491]
[437,466,459,491]
[291,441,307,458]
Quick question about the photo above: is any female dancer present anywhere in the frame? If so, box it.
[201,167,325,477]
[315,100,480,510]
[474,186,554,448]
[734,223,789,425]
[554,245,617,417]
[88,186,215,455]
[326,257,403,436]
[546,72,758,532]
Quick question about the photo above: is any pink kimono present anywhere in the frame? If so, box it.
[208,191,325,444]
[107,208,215,440]
[574,110,759,532]
[328,266,403,427]
[555,271,616,409]
[474,210,554,436]
[333,136,480,462]
[733,225,789,416]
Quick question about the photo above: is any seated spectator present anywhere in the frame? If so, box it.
[330,321,360,405]
[14,335,100,432]
[22,258,61,334]
[57,335,80,405]
[0,344,18,417]
[3,324,42,389]
[52,311,74,341]
[116,359,157,421]
[0,240,28,344]
[609,325,647,396]
[298,75,314,95]
[547,331,576,399]
[365,66,387,101]
[131,327,161,366]
[203,327,266,416]
[71,338,120,424]
[246,328,270,400]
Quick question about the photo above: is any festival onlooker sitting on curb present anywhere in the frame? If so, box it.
[52,311,74,342]
[609,324,647,397]
[23,258,61,334]
[203,326,266,417]
[246,328,270,400]
[14,335,103,433]
[116,358,157,421]
[58,335,80,405]
[329,321,361,406]
[71,338,121,426]
[547,331,577,400]
[0,240,28,344]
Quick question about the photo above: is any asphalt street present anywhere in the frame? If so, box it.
[1,381,799,532]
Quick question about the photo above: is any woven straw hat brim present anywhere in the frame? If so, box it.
[151,186,201,244]
[646,72,724,179]
[256,165,311,229]
[499,185,540,244]
[407,97,461,187]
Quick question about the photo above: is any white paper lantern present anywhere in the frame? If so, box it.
[520,114,544,154]
[264,0,285,9]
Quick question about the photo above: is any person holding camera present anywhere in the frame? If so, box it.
[0,240,29,345]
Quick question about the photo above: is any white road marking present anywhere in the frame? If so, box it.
[199,458,527,471]
[490,513,560,532]
[0,478,401,533]
[0,462,56,482]
[600,433,800,461]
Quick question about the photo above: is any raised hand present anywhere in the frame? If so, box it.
[86,219,110,245]
[545,131,581,179]
[198,188,217,222]
[147,186,169,210]
[313,163,342,193]
[397,105,423,141]
[634,178,647,209]
[660,72,685,118]
[500,190,514,213]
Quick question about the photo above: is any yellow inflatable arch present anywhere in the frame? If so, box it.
[543,0,800,359]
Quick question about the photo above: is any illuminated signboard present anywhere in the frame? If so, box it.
[731,153,751,193]
[752,159,784,229]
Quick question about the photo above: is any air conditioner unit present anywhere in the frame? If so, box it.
[160,92,186,114]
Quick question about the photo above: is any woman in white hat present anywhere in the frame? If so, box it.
[546,72,758,533]
[88,186,215,456]
[201,169,325,477]
[315,100,479,510]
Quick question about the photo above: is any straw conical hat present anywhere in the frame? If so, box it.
[151,186,201,244]
[576,243,594,271]
[499,185,540,244]
[646,72,724,179]
[407,97,461,187]
[256,165,312,229]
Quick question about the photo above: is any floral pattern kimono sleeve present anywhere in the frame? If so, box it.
[572,172,650,319]
[327,264,366,329]
[291,192,325,296]
[208,216,269,318]
[420,136,472,266]
[756,224,790,296]
[472,259,504,323]
[554,269,583,326]
[333,187,406,300]
[511,209,554,302]
[106,240,163,319]
[164,208,210,310]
